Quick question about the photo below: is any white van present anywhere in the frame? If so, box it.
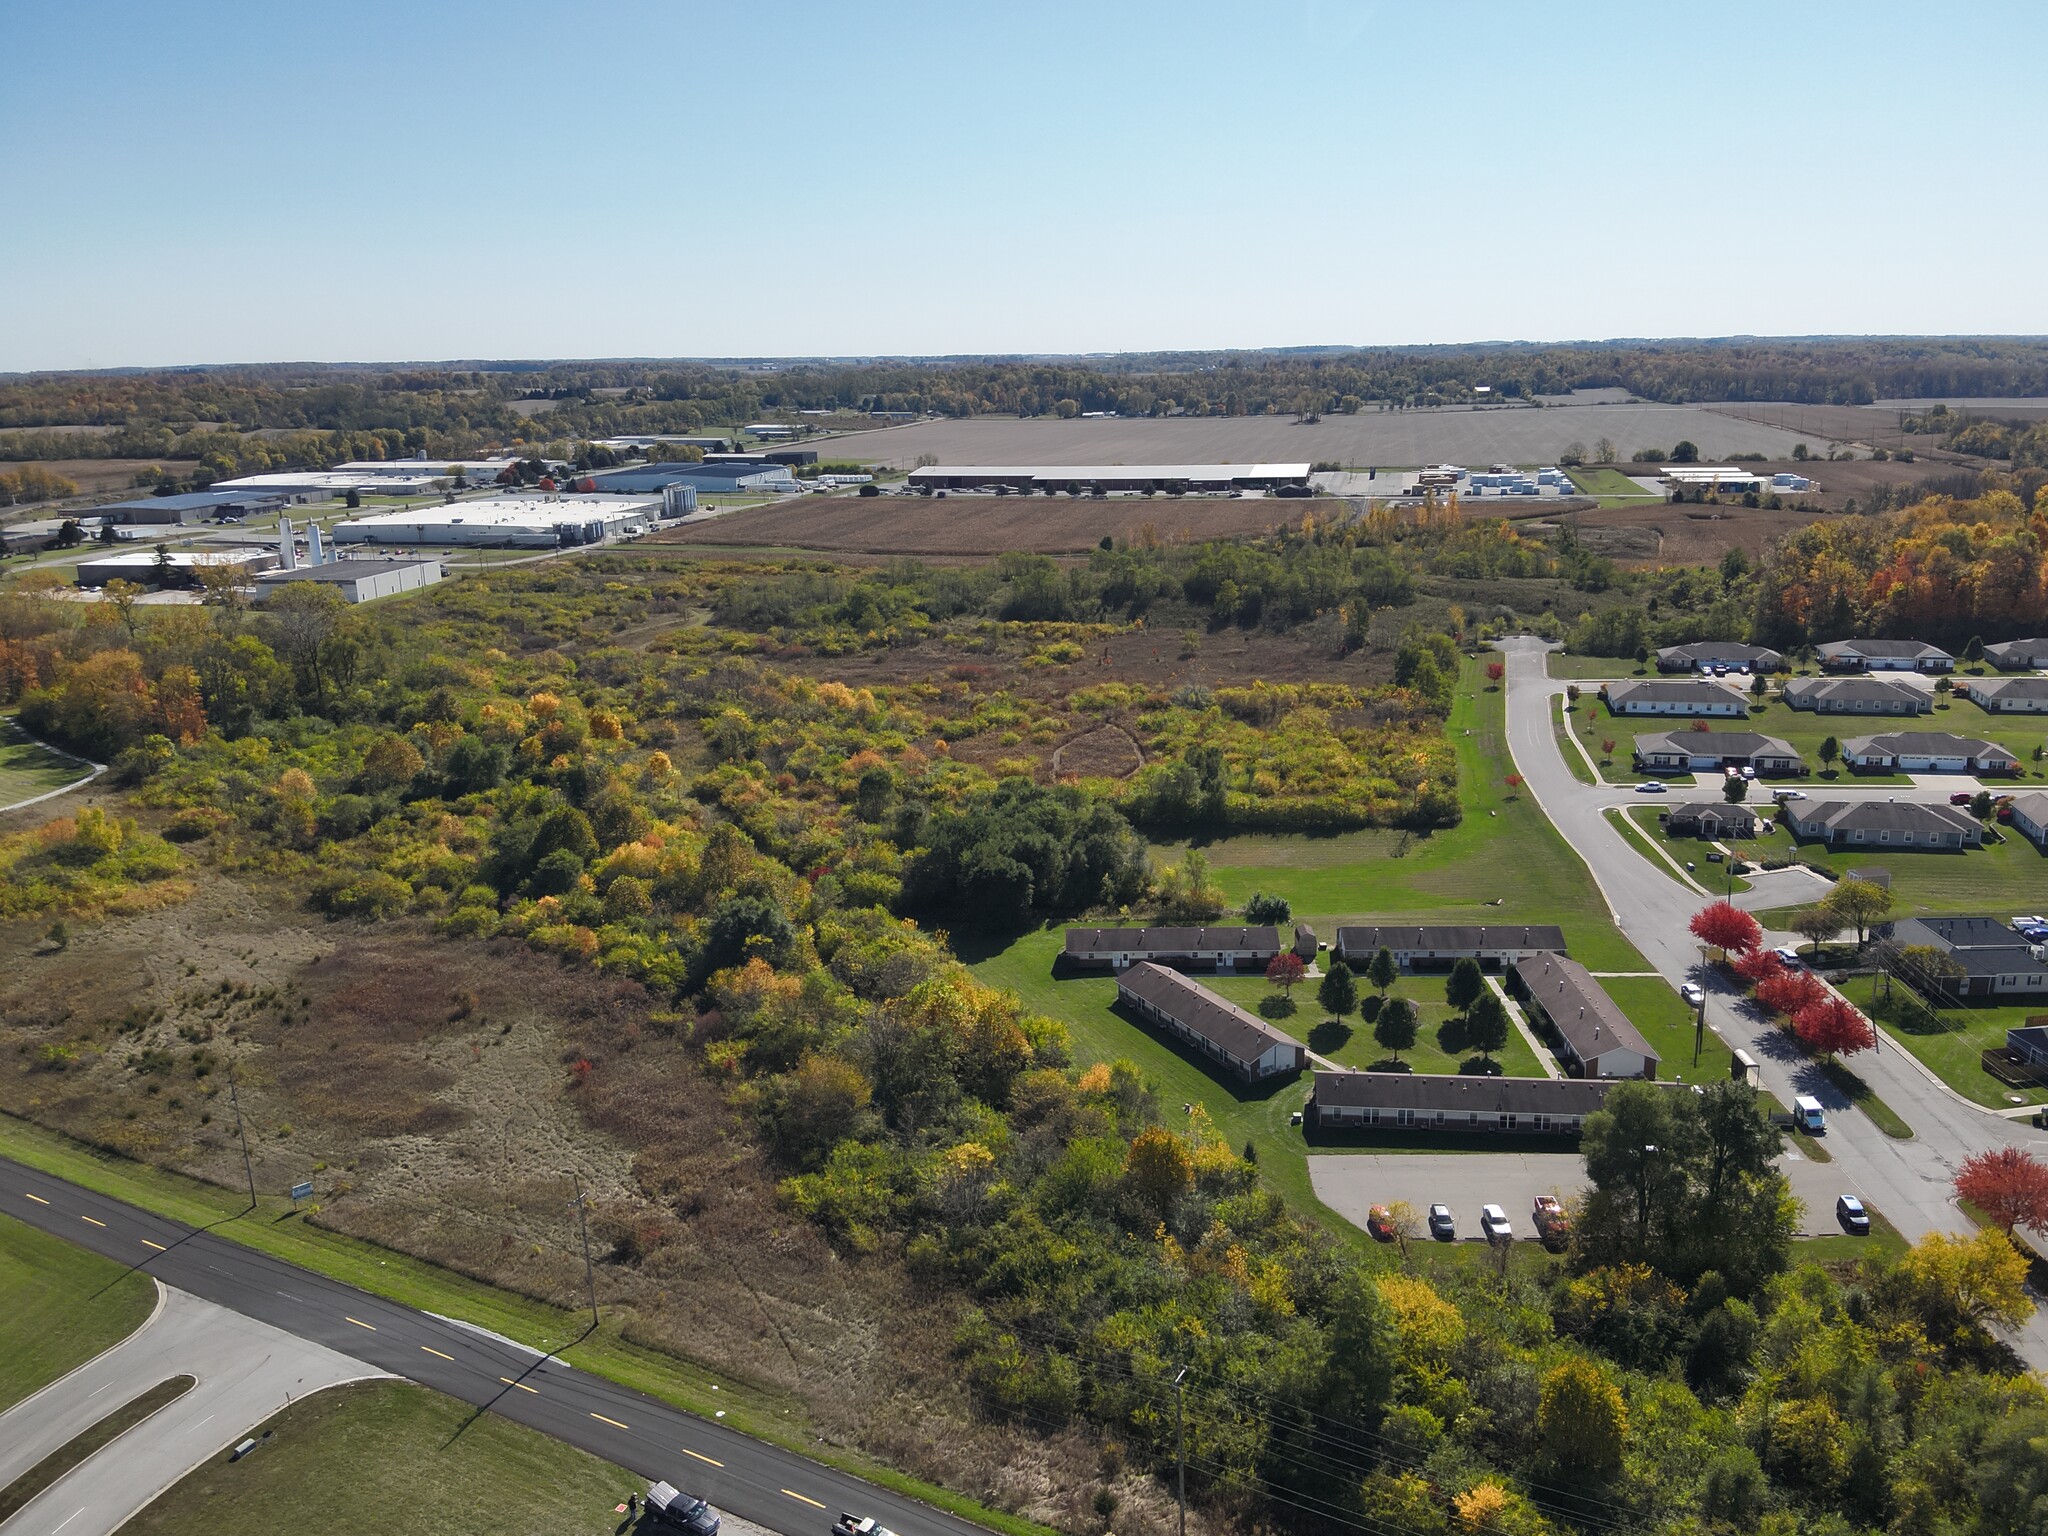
[1794,1095,1826,1133]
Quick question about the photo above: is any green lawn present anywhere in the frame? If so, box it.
[1619,700,1917,785]
[1546,653,1644,681]
[1756,828,2048,925]
[1684,689,2048,787]
[1551,695,1596,784]
[124,1381,636,1536]
[1600,975,1733,1084]
[0,715,89,807]
[1620,805,1754,893]
[1840,973,2048,1109]
[0,1209,157,1412]
[1565,467,1659,499]
[1194,976,1544,1079]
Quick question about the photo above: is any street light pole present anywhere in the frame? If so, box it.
[1172,1365,1188,1536]
[227,1067,256,1211]
[570,1175,599,1328]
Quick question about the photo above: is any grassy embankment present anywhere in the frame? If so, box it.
[1550,694,1596,784]
[1616,804,1755,894]
[0,715,90,807]
[970,661,1659,1235]
[0,1119,1053,1536]
[122,1382,635,1536]
[0,1209,157,1412]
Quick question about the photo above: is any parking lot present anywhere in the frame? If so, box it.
[1308,1149,1858,1241]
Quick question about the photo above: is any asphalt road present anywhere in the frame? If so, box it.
[0,1283,380,1536]
[1500,638,2048,1365]
[0,1158,994,1536]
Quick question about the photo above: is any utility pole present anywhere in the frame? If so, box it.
[1172,1365,1188,1536]
[570,1176,599,1328]
[227,1067,256,1211]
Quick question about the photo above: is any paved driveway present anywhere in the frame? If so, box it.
[1310,1150,1867,1241]
[0,1284,381,1536]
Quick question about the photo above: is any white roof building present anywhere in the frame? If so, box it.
[332,495,664,549]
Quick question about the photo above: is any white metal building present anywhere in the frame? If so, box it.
[73,548,279,588]
[332,495,666,549]
[907,463,1312,493]
[255,558,444,604]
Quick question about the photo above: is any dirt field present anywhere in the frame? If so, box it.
[1553,502,1832,566]
[659,492,1328,555]
[0,848,1154,1534]
[806,406,1810,471]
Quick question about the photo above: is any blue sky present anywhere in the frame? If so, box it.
[2,0,2044,370]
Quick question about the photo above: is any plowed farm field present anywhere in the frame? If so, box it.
[658,493,1325,555]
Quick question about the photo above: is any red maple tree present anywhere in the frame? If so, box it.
[1954,1147,2048,1234]
[1756,967,1827,1018]
[1689,899,1762,957]
[1733,948,1785,987]
[1486,662,1506,683]
[1265,952,1306,991]
[1792,996,1876,1060]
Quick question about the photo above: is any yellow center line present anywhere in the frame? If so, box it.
[681,1448,724,1468]
[141,1239,166,1251]
[80,1216,106,1227]
[344,1316,376,1331]
[782,1491,827,1510]
[499,1377,539,1394]
[23,1192,48,1205]
[420,1346,453,1361]
[590,1412,629,1430]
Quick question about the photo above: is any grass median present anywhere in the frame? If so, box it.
[0,1375,193,1524]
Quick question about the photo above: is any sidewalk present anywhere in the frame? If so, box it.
[1486,975,1563,1080]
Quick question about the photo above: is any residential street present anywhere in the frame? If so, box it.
[1497,638,2048,1365]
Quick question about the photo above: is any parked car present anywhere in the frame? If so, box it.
[1479,1204,1513,1243]
[1951,791,1975,806]
[1427,1203,1456,1240]
[1774,946,1803,967]
[647,1485,721,1536]
[1680,982,1705,1006]
[1773,788,1807,802]
[1836,1195,1871,1235]
[1367,1205,1397,1243]
[1741,765,1757,780]
[1635,781,1669,795]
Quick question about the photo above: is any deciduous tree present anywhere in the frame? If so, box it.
[1445,956,1484,1015]
[1265,951,1306,992]
[1367,947,1397,996]
[1793,995,1875,1060]
[1374,996,1419,1061]
[1538,1357,1627,1477]
[1689,899,1762,957]
[1823,876,1892,946]
[1317,959,1357,1016]
[1955,1147,2048,1235]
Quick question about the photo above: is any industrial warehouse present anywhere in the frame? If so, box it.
[332,493,677,548]
[905,462,1312,493]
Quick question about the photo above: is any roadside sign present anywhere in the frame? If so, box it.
[290,1181,314,1203]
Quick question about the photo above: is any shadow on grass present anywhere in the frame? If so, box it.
[1258,994,1298,1020]
[1308,1019,1354,1054]
[1107,1001,1304,1104]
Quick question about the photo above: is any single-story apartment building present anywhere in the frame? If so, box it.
[1782,676,1931,716]
[2008,1025,2048,1069]
[2007,791,2048,848]
[1817,639,1954,673]
[1064,926,1282,973]
[1654,641,1786,674]
[1889,917,2048,1000]
[1512,953,1660,1079]
[1603,679,1748,717]
[1841,732,2018,774]
[253,557,444,605]
[1332,925,1566,973]
[1664,802,1759,838]
[1115,963,1306,1082]
[1782,799,1983,850]
[1306,1071,1642,1135]
[1960,676,2048,714]
[1984,638,2048,671]
[1633,729,1803,775]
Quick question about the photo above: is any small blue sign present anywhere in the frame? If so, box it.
[290,1181,314,1202]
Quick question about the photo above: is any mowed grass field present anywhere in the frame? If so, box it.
[124,1381,637,1536]
[0,1210,157,1411]
[1754,827,2048,924]
[0,715,89,807]
[831,407,1805,473]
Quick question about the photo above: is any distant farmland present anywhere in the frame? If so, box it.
[658,493,1327,556]
[820,405,1811,471]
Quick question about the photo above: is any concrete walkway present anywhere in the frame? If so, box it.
[1486,975,1563,1079]
[0,1284,383,1536]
